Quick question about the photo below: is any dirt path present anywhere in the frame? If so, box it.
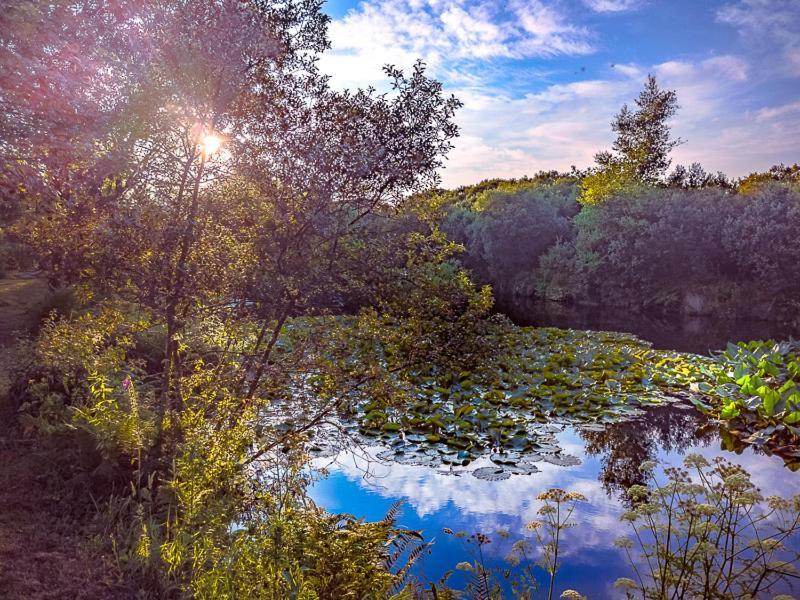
[0,275,134,599]
[0,447,133,599]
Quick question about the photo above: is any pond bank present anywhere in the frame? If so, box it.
[0,275,133,599]
[498,297,800,355]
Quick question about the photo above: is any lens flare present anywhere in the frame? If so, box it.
[200,133,222,156]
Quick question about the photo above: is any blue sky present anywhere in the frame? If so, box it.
[318,0,800,187]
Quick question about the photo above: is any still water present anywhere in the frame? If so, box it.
[309,309,800,597]
[501,299,800,355]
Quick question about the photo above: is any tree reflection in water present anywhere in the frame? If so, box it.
[581,405,716,500]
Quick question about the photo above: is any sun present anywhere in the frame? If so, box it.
[200,133,223,156]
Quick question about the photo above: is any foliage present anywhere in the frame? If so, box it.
[602,74,681,184]
[737,163,800,195]
[722,181,800,293]
[569,187,738,307]
[666,163,733,190]
[441,180,579,299]
[341,325,715,472]
[536,183,800,316]
[579,75,680,204]
[0,0,484,597]
[706,340,800,425]
[615,454,800,599]
[579,158,644,206]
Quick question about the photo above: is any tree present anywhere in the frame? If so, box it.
[605,74,681,182]
[667,162,733,189]
[4,2,489,596]
[581,75,680,204]
[4,0,465,418]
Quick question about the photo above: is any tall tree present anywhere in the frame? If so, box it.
[597,74,681,182]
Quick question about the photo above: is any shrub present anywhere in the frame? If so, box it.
[568,187,739,309]
[442,181,579,299]
[722,182,800,293]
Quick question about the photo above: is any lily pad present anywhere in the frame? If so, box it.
[472,466,511,481]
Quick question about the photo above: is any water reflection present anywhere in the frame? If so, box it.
[501,298,800,354]
[581,405,715,499]
[309,410,800,598]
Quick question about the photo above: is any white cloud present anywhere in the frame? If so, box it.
[311,430,800,572]
[319,2,799,187]
[717,0,800,77]
[756,100,800,122]
[319,0,594,90]
[583,0,644,12]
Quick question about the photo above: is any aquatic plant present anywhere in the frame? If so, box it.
[688,340,800,463]
[706,340,800,425]
[332,323,714,472]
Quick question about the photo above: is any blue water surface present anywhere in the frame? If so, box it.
[309,414,800,598]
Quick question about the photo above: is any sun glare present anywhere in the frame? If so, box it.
[200,133,223,156]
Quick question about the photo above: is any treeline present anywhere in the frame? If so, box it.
[440,165,800,321]
[438,75,800,323]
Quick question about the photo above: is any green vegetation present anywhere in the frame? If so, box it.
[436,77,800,320]
[685,340,800,457]
[348,325,713,470]
[1,2,799,598]
[440,173,800,317]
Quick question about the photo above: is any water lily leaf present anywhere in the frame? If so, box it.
[472,467,511,481]
[543,454,581,467]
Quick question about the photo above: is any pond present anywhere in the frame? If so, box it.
[500,298,800,355]
[308,312,800,598]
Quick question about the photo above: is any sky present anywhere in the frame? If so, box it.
[318,0,800,188]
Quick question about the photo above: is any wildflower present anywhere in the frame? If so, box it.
[627,484,650,500]
[691,503,718,517]
[639,460,657,472]
[566,491,587,502]
[614,578,638,590]
[766,496,790,511]
[684,454,710,469]
[614,536,634,549]
[748,538,784,551]
[475,532,491,545]
[723,473,751,492]
[122,375,132,391]
[538,488,568,502]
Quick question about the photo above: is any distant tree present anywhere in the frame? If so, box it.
[605,74,681,182]
[667,162,733,189]
[581,75,680,204]
[737,163,800,194]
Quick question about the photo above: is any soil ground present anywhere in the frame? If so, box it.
[0,274,134,599]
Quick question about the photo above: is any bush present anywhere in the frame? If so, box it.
[722,182,800,293]
[579,187,738,306]
[442,181,579,299]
